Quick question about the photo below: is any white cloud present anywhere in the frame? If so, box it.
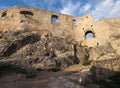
[90,0,120,20]
[79,4,91,13]
[16,0,120,20]
[60,1,81,16]
[60,0,117,19]
[108,0,120,18]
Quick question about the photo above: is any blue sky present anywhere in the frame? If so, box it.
[0,0,120,20]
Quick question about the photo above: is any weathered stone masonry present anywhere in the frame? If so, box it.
[0,6,120,48]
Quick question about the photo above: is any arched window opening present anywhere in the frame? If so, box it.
[85,31,95,39]
[72,19,76,26]
[51,15,58,23]
[20,11,33,17]
[1,11,7,17]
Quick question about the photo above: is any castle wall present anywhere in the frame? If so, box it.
[0,6,76,38]
[0,6,120,47]
[0,6,76,29]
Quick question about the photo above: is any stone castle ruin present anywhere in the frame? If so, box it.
[0,6,120,88]
[0,6,120,49]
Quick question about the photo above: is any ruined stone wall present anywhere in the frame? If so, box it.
[0,6,120,47]
[75,14,113,47]
[0,6,76,38]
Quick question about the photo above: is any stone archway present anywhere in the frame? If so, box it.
[51,15,58,23]
[85,30,95,39]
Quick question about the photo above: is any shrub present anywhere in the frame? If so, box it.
[82,60,92,66]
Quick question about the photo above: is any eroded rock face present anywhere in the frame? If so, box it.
[0,29,89,69]
[0,29,40,57]
[75,45,89,63]
[89,42,117,61]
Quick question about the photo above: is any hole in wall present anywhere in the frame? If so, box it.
[72,19,76,26]
[20,20,25,23]
[85,31,95,39]
[86,16,88,18]
[1,11,7,17]
[51,15,58,23]
[20,11,33,17]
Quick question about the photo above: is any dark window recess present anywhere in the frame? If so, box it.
[20,11,33,17]
[1,11,7,17]
[85,31,95,39]
[20,20,25,23]
[51,15,58,23]
[91,25,93,27]
[72,20,76,26]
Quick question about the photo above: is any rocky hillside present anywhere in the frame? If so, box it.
[0,28,119,69]
[0,29,90,70]
[0,29,120,88]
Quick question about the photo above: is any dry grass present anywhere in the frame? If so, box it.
[63,63,91,72]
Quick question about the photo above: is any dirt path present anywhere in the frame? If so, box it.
[0,64,92,88]
[0,70,89,88]
[0,71,62,88]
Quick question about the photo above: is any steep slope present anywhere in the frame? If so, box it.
[0,29,90,70]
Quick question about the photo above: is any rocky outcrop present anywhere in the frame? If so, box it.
[90,58,120,79]
[89,42,117,61]
[75,45,89,63]
[0,29,40,57]
[0,29,89,69]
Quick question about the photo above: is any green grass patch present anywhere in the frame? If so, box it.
[82,60,92,66]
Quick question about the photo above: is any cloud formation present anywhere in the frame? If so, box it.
[60,1,81,16]
[91,0,120,20]
[60,0,120,20]
[0,0,120,20]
